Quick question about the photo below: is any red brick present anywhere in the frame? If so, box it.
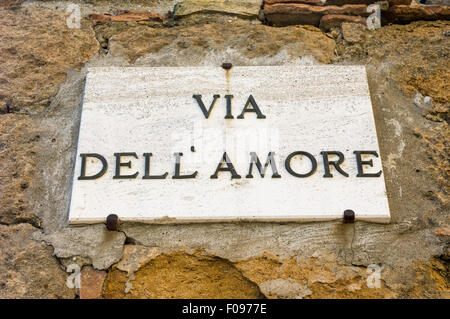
[89,11,165,24]
[80,266,107,299]
[433,228,450,237]
[319,14,366,30]
[383,5,450,24]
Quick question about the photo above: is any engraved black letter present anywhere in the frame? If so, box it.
[210,152,241,179]
[320,151,349,178]
[173,152,198,179]
[78,153,108,180]
[237,95,266,119]
[224,94,234,119]
[193,94,220,119]
[113,152,139,179]
[354,151,382,177]
[142,153,168,179]
[246,152,281,178]
[285,151,317,178]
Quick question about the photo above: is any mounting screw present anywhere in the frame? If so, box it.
[106,214,119,231]
[343,210,355,223]
[222,62,232,70]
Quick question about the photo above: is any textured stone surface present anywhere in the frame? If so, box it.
[425,0,450,4]
[265,3,370,26]
[107,21,335,64]
[20,0,170,18]
[319,14,366,31]
[21,0,175,20]
[28,70,90,234]
[42,224,126,270]
[415,125,449,205]
[103,251,265,298]
[341,22,367,43]
[89,10,165,23]
[0,0,24,7]
[235,252,387,298]
[433,228,450,237]
[337,20,449,213]
[265,0,331,5]
[0,7,99,113]
[0,114,39,226]
[335,20,449,231]
[80,266,107,299]
[258,278,312,299]
[174,0,262,24]
[336,21,449,119]
[0,224,75,298]
[264,0,411,4]
[116,245,161,274]
[60,256,93,269]
[383,5,450,24]
[236,252,449,298]
[103,248,449,298]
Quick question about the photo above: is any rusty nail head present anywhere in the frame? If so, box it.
[343,210,355,223]
[222,63,232,70]
[106,214,119,231]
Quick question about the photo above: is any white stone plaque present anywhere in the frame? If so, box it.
[69,66,390,224]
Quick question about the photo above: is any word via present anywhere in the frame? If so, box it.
[193,94,266,119]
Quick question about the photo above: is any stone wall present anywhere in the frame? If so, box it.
[0,0,448,298]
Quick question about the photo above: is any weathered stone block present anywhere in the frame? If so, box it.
[107,21,336,64]
[103,252,264,298]
[89,11,165,24]
[42,224,126,270]
[433,228,450,237]
[0,7,99,113]
[80,266,107,299]
[265,3,369,26]
[116,245,161,274]
[265,0,412,5]
[341,21,368,42]
[424,0,450,5]
[383,5,450,24]
[174,0,263,24]
[319,14,366,30]
[0,224,75,298]
[0,0,24,8]
[0,114,39,226]
[258,278,312,299]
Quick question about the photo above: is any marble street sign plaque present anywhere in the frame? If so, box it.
[68,66,391,224]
